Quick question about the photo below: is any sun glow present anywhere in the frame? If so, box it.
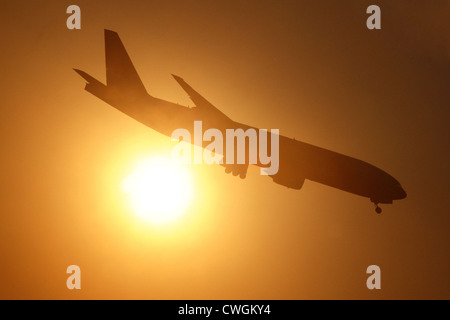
[122,157,193,225]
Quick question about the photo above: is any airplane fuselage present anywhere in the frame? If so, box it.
[82,77,405,205]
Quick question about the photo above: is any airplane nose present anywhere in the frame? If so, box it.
[394,184,407,200]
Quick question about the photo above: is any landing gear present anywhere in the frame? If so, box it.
[371,199,383,214]
[374,204,382,214]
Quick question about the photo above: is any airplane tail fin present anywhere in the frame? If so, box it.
[104,29,148,95]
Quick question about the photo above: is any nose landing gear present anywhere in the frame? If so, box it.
[371,199,383,214]
[372,202,382,214]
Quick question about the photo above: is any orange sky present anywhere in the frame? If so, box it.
[0,1,449,299]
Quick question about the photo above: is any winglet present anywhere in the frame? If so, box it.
[171,74,183,81]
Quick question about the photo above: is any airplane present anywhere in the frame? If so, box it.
[74,29,407,214]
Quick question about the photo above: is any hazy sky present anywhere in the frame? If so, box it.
[0,0,448,299]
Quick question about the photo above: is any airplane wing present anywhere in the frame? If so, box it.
[171,74,232,121]
[172,74,246,177]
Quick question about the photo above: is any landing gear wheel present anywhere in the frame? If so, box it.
[375,206,382,214]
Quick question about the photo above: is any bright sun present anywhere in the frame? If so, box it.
[122,157,193,225]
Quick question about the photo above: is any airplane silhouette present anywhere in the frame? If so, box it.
[74,30,407,213]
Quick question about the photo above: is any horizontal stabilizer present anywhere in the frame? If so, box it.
[73,68,99,84]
